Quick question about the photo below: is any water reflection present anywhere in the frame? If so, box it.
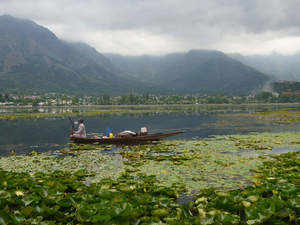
[1,103,299,115]
[0,104,299,155]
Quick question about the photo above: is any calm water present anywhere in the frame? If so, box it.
[0,105,299,155]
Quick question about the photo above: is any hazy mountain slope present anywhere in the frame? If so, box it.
[0,15,270,95]
[230,53,300,82]
[106,50,270,95]
[104,54,162,83]
[0,15,139,94]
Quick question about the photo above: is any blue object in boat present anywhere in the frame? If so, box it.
[106,128,111,136]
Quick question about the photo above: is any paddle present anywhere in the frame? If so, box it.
[68,116,75,134]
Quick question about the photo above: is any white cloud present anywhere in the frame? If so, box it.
[0,0,299,55]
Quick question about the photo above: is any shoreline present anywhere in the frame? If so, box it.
[1,102,300,109]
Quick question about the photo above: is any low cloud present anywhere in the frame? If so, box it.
[0,0,299,55]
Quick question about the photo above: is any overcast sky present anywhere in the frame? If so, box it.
[1,0,299,55]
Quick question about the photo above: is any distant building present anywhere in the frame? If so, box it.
[282,91,300,96]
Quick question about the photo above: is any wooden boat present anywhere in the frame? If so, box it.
[70,130,184,144]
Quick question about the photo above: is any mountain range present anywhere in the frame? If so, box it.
[0,15,142,94]
[229,53,300,82]
[105,51,269,95]
[0,15,272,95]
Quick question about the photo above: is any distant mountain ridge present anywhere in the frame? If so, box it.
[0,15,140,94]
[0,15,270,95]
[105,50,270,95]
[229,53,300,82]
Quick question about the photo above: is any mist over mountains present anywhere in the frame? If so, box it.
[229,53,300,82]
[0,15,273,95]
[0,15,141,94]
[105,51,269,95]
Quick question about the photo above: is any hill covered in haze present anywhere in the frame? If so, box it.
[106,50,270,95]
[0,15,141,94]
[230,53,300,82]
[0,15,270,95]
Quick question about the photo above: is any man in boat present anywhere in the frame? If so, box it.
[70,118,87,138]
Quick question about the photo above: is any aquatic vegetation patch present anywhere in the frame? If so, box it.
[117,140,263,192]
[0,151,125,182]
[0,170,183,224]
[230,109,300,124]
[255,110,300,123]
[184,152,299,224]
[135,153,259,193]
[1,132,299,195]
[0,151,298,224]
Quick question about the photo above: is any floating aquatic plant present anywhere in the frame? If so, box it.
[0,132,299,194]
[0,150,298,224]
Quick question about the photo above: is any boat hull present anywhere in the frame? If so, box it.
[70,131,184,144]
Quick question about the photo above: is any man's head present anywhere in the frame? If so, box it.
[78,118,84,124]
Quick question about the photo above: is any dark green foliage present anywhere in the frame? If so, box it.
[255,81,300,103]
[255,92,274,101]
[186,152,299,224]
[0,171,181,224]
[0,150,298,224]
[272,81,300,93]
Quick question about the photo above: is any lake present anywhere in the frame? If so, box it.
[0,104,299,155]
